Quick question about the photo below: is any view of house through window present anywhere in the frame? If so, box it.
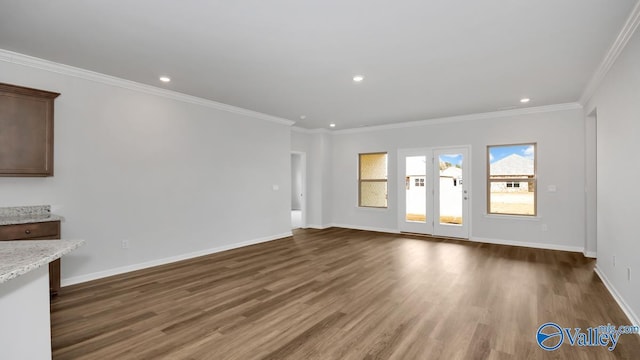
[487,144,536,215]
[359,152,388,208]
[405,155,427,222]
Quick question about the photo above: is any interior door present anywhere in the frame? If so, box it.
[398,147,470,239]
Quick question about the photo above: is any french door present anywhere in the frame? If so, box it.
[397,147,470,238]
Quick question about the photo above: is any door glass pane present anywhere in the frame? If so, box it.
[439,154,463,225]
[405,156,426,222]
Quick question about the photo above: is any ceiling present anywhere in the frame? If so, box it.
[0,1,637,129]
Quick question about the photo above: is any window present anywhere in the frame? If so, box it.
[359,152,388,207]
[487,143,536,216]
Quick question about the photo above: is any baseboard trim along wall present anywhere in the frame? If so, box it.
[330,224,401,234]
[469,236,585,253]
[305,224,333,230]
[62,232,293,287]
[584,251,597,258]
[326,225,586,253]
[594,265,640,328]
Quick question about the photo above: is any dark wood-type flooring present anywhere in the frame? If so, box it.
[51,228,640,359]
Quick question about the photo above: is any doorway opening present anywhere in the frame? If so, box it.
[291,152,306,229]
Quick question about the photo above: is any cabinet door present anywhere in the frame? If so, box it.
[0,83,60,176]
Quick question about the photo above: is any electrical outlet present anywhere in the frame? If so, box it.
[121,240,130,249]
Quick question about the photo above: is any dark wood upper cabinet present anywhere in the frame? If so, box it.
[0,82,60,177]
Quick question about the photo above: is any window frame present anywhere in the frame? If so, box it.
[358,152,388,208]
[486,143,537,216]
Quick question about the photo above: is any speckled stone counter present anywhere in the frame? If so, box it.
[0,205,63,226]
[0,239,84,283]
[0,238,84,359]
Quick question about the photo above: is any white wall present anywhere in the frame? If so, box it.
[0,55,292,284]
[586,25,640,325]
[329,108,586,250]
[584,112,597,257]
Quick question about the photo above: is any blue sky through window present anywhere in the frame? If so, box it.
[439,154,463,166]
[489,144,534,164]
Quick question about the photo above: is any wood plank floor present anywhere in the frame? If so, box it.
[51,228,640,359]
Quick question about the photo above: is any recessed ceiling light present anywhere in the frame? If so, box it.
[329,123,336,128]
[353,75,364,82]
[299,115,306,120]
[520,98,530,103]
[159,76,171,83]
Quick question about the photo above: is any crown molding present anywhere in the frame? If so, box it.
[291,126,331,134]
[580,1,640,106]
[0,49,295,126]
[332,103,582,135]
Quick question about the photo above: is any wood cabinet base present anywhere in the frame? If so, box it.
[0,221,61,296]
[49,259,61,295]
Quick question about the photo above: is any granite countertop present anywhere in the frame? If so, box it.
[0,205,63,226]
[0,213,64,226]
[0,239,85,283]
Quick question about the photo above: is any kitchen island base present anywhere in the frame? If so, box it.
[0,265,52,359]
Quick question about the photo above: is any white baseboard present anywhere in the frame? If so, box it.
[469,236,584,253]
[584,251,597,258]
[305,224,332,230]
[594,265,640,328]
[325,227,585,253]
[61,231,292,287]
[330,223,400,234]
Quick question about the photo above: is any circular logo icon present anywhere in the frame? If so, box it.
[536,322,564,351]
